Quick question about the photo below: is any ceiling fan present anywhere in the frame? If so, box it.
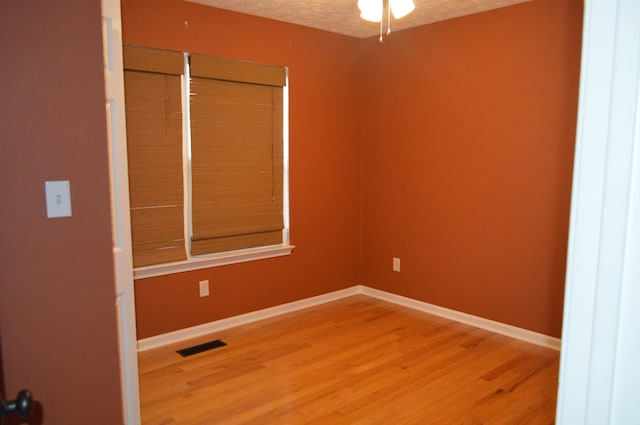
[358,0,416,42]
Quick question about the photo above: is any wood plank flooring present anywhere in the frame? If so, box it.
[138,295,560,424]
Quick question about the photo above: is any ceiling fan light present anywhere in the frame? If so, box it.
[390,0,415,19]
[358,0,383,22]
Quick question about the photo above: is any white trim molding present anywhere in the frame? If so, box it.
[137,286,359,351]
[134,244,295,280]
[102,0,141,423]
[360,287,561,350]
[138,285,561,352]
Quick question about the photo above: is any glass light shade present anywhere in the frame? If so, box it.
[390,0,415,19]
[358,0,383,22]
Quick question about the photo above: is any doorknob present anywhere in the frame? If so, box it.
[0,389,33,424]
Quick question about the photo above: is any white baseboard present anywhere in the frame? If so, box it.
[137,285,561,352]
[137,286,360,352]
[359,286,561,350]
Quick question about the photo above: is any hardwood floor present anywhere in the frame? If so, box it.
[138,295,559,424]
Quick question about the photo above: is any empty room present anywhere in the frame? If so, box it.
[123,0,579,422]
[3,0,639,423]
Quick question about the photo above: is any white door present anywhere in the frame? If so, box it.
[101,0,141,423]
[556,0,640,423]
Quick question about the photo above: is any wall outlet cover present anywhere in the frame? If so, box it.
[393,257,401,272]
[199,280,210,297]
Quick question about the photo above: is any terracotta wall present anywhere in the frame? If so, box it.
[0,0,124,423]
[360,0,583,337]
[124,0,582,340]
[121,0,363,339]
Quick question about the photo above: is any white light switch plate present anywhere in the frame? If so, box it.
[45,180,72,218]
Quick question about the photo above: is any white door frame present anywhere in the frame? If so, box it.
[555,0,640,423]
[101,0,141,423]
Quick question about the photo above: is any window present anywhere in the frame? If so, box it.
[123,45,292,277]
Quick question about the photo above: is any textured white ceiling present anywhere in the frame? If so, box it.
[186,0,532,39]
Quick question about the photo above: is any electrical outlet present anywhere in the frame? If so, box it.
[393,257,401,272]
[199,280,210,297]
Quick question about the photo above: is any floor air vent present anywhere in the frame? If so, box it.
[176,339,227,357]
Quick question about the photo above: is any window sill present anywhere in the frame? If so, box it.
[133,244,295,280]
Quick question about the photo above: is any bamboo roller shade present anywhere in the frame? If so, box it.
[123,45,184,76]
[123,45,287,263]
[190,54,286,87]
[190,78,284,255]
[123,46,186,267]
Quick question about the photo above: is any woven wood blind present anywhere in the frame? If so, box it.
[190,54,286,87]
[123,45,186,267]
[190,55,286,255]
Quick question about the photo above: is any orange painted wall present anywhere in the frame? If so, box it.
[125,0,582,340]
[360,0,583,337]
[122,0,363,338]
[0,0,124,422]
